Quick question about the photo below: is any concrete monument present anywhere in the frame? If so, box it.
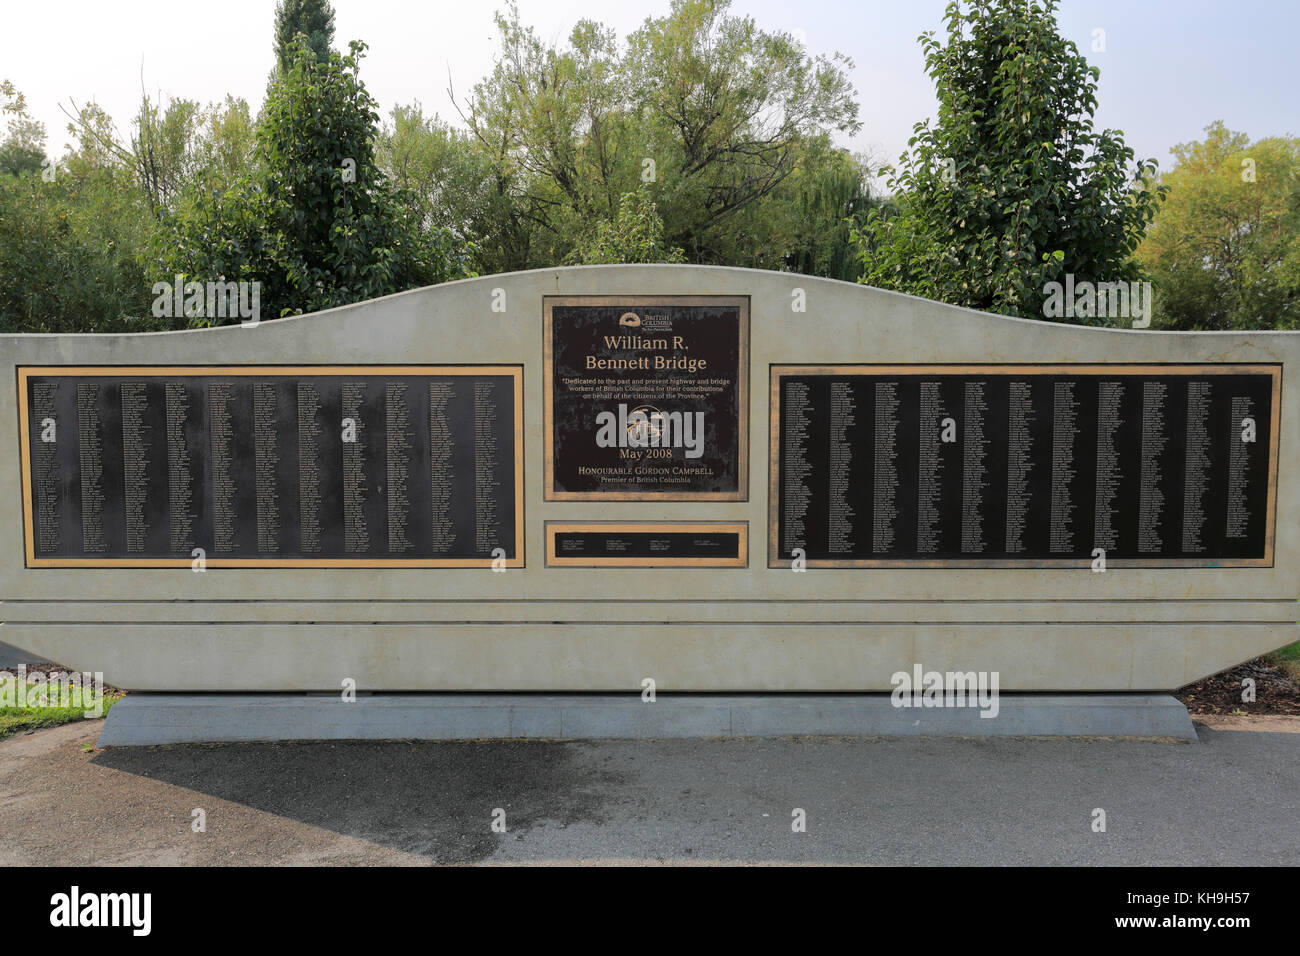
[1,266,1294,743]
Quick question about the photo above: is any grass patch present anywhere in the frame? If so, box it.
[1268,641,1300,662]
[0,674,121,742]
[1267,641,1300,682]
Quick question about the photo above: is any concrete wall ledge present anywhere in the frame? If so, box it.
[96,693,1198,746]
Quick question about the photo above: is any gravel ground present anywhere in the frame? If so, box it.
[1,717,1298,866]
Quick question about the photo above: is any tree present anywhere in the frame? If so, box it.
[197,95,257,190]
[780,141,880,281]
[273,0,336,72]
[0,115,46,177]
[376,103,503,257]
[625,0,860,264]
[0,166,159,333]
[566,188,685,264]
[156,38,473,322]
[59,102,120,177]
[395,0,861,274]
[62,94,255,212]
[1137,122,1300,330]
[0,89,165,333]
[1,79,25,116]
[853,0,1166,320]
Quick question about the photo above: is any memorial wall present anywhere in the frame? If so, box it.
[1,266,1297,694]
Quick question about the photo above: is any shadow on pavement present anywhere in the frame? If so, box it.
[89,738,624,864]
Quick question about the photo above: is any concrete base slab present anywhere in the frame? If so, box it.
[96,693,1198,746]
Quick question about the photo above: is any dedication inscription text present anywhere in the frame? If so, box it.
[544,296,748,500]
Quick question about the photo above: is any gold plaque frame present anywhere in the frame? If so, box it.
[18,365,525,569]
[542,295,750,501]
[767,363,1282,569]
[545,521,748,568]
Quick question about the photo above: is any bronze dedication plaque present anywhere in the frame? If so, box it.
[543,296,749,500]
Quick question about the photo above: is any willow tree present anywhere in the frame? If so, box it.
[397,0,861,273]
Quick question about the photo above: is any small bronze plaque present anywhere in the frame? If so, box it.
[545,521,747,567]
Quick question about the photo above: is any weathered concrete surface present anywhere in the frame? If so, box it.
[95,693,1198,746]
[2,719,1297,866]
[3,265,1297,692]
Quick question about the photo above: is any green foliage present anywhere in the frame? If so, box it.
[625,0,861,264]
[1,35,469,332]
[151,177,270,319]
[0,115,46,177]
[59,102,121,179]
[0,81,163,333]
[198,96,258,189]
[780,141,878,281]
[0,79,25,116]
[1137,122,1300,330]
[257,39,472,314]
[852,0,1166,320]
[0,165,159,333]
[0,91,264,333]
[566,189,686,264]
[378,104,520,268]
[156,39,473,322]
[0,80,45,177]
[134,96,255,211]
[63,94,256,213]
[384,0,861,274]
[274,0,336,72]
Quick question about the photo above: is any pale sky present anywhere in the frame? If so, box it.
[3,0,1297,177]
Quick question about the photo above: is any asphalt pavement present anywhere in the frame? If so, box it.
[0,716,1296,865]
